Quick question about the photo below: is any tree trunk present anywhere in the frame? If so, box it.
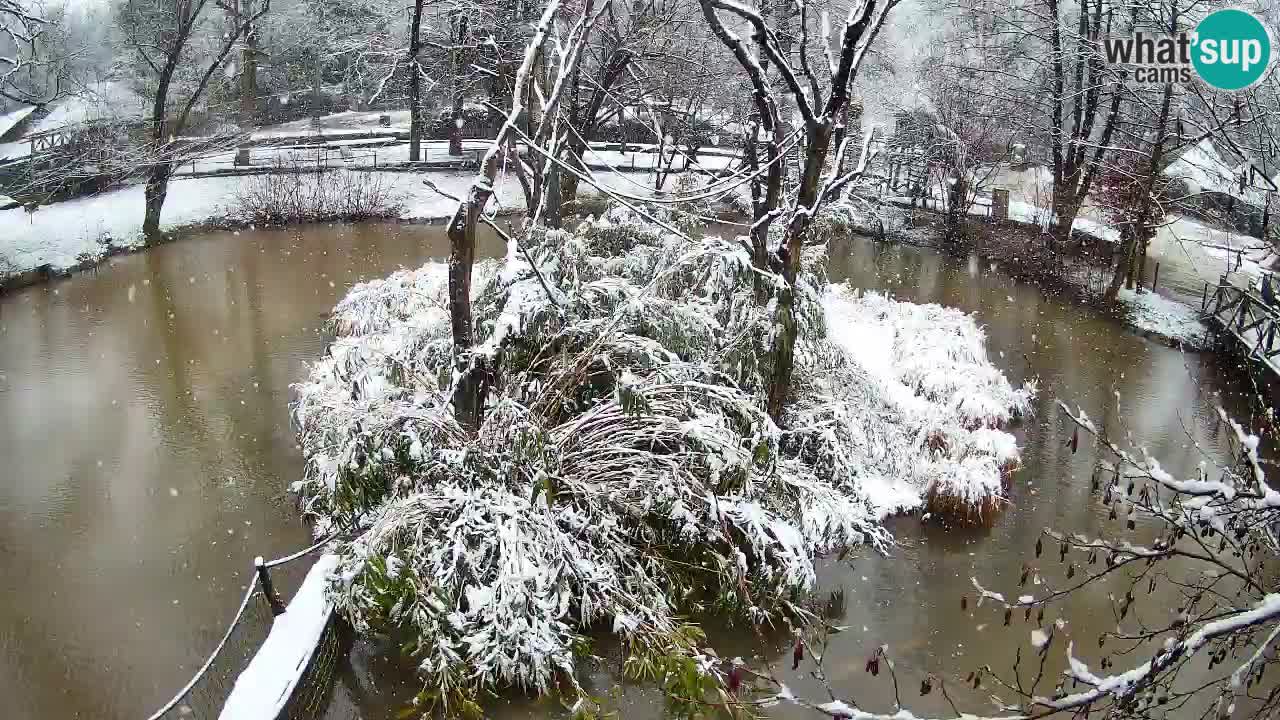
[765,284,797,420]
[448,13,469,157]
[447,195,484,430]
[766,125,831,421]
[312,47,322,132]
[944,172,967,245]
[234,0,258,166]
[143,162,173,241]
[1049,193,1078,245]
[560,140,585,202]
[544,162,562,228]
[408,0,425,162]
[1136,236,1149,291]
[1107,82,1174,301]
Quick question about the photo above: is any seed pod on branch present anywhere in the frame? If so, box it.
[727,657,744,693]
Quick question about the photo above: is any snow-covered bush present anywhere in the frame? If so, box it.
[813,199,911,242]
[290,203,1031,710]
[788,286,1033,525]
[230,164,404,226]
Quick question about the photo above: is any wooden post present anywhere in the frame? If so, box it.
[991,188,1010,223]
[1151,262,1160,292]
[1202,281,1209,312]
[255,556,286,616]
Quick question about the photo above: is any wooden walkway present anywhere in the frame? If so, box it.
[1202,282,1280,377]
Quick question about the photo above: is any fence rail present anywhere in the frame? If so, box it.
[1202,282,1280,377]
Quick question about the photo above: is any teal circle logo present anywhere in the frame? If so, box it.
[1192,9,1271,90]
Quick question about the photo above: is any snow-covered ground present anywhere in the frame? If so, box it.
[1148,215,1272,297]
[0,162,728,283]
[250,109,416,138]
[890,186,1122,243]
[1115,288,1210,350]
[0,171,499,279]
[175,140,735,176]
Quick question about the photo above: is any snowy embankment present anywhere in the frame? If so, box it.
[288,204,1032,703]
[0,157,722,287]
[0,171,521,283]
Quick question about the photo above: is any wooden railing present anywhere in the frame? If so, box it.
[1203,282,1280,367]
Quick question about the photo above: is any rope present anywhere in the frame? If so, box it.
[141,535,339,719]
[144,570,259,720]
[264,534,337,569]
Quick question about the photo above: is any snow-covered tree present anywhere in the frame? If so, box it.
[695,0,898,420]
[931,0,1124,246]
[0,0,62,105]
[114,0,270,240]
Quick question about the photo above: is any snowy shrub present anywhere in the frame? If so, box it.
[786,286,1034,525]
[230,164,404,225]
[291,202,1031,709]
[814,199,910,241]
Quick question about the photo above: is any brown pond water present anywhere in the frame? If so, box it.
[0,223,1269,719]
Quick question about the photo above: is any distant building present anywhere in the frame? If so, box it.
[1163,137,1275,237]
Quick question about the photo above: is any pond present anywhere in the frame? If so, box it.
[0,222,1261,719]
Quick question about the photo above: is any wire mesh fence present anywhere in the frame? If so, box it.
[282,614,349,720]
[145,539,337,720]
